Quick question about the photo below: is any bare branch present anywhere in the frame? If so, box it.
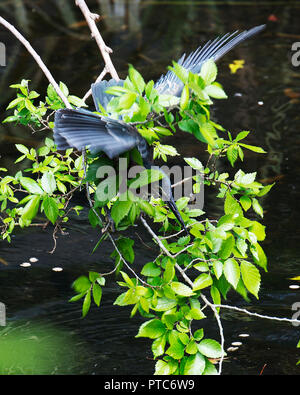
[75,0,119,82]
[82,66,108,103]
[0,16,71,109]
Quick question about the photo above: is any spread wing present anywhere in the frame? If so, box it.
[154,24,265,97]
[54,108,139,158]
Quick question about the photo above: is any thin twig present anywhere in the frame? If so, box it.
[0,16,71,109]
[82,66,108,103]
[75,0,119,82]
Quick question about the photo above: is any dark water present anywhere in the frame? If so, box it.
[0,0,300,375]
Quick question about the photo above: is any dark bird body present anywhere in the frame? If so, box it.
[53,25,265,231]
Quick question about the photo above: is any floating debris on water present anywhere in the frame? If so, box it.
[29,257,39,263]
[227,347,239,352]
[289,284,300,289]
[52,267,63,272]
[20,262,31,267]
[238,333,250,338]
[258,101,264,105]
[231,341,242,346]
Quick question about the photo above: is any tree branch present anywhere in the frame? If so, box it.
[0,16,71,109]
[75,0,119,90]
[139,216,300,374]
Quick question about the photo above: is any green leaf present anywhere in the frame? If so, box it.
[72,275,91,293]
[129,65,145,94]
[252,198,264,218]
[21,195,40,223]
[219,234,235,260]
[42,195,59,225]
[138,199,155,217]
[235,131,250,141]
[92,283,102,306]
[197,339,224,358]
[152,335,167,358]
[192,273,213,291]
[250,242,267,271]
[184,157,203,171]
[136,319,166,339]
[199,59,217,85]
[183,352,206,375]
[82,290,91,318]
[119,92,137,109]
[25,98,36,112]
[171,282,195,297]
[224,192,243,219]
[115,237,135,264]
[180,84,189,110]
[205,84,227,99]
[213,260,223,279]
[153,297,177,312]
[199,122,217,147]
[141,262,161,277]
[223,258,240,289]
[111,199,133,227]
[249,221,266,241]
[6,97,24,110]
[20,177,43,195]
[15,144,29,155]
[240,260,260,298]
[239,143,266,153]
[68,95,87,108]
[163,259,175,283]
[227,144,239,167]
[154,360,171,375]
[41,172,56,194]
[240,195,252,211]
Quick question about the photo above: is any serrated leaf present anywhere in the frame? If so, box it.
[184,157,203,171]
[21,195,40,224]
[42,195,58,224]
[219,234,235,260]
[171,282,195,297]
[252,198,264,218]
[15,144,29,155]
[20,177,43,195]
[223,258,240,289]
[250,242,267,271]
[199,59,218,85]
[193,273,213,291]
[197,339,224,358]
[183,352,206,375]
[111,199,132,227]
[41,172,56,194]
[205,84,227,99]
[240,195,252,211]
[136,319,166,339]
[227,144,239,167]
[240,260,260,298]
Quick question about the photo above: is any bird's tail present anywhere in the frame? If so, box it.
[166,198,188,234]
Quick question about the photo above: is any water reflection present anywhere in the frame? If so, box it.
[0,0,300,375]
